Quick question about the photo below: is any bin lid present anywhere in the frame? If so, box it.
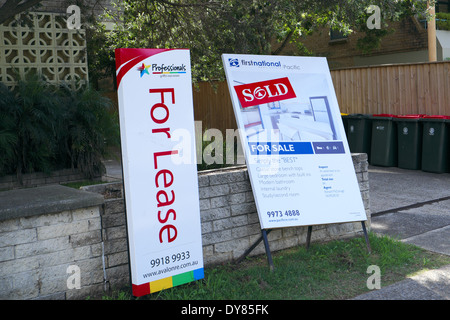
[422,115,450,119]
[372,113,397,118]
[395,114,424,121]
[372,114,397,120]
[396,114,425,119]
[421,115,450,122]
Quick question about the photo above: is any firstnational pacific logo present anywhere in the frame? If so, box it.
[228,57,281,68]
[137,63,187,77]
[228,58,240,67]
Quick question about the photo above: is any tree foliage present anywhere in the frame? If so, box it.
[0,0,42,24]
[85,0,430,83]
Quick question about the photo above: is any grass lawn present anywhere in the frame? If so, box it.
[62,179,106,189]
[99,233,450,300]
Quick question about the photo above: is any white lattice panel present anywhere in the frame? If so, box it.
[0,12,88,89]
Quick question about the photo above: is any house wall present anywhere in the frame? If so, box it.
[437,30,450,61]
[297,17,428,70]
[353,50,429,66]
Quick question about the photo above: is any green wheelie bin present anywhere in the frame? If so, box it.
[341,113,349,136]
[346,114,372,159]
[370,114,398,167]
[421,115,450,173]
[394,115,424,170]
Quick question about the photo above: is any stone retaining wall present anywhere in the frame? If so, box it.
[84,153,370,295]
[0,185,104,299]
[0,153,369,299]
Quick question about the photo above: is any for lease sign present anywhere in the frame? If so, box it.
[222,54,367,230]
[115,48,203,297]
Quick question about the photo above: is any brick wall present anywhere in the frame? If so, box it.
[0,153,369,299]
[295,17,428,69]
[36,0,113,16]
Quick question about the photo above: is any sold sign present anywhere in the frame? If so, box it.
[234,77,296,108]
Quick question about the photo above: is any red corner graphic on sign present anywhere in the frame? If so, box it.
[115,48,178,88]
[233,77,296,108]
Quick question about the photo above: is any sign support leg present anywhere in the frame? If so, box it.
[306,226,313,250]
[361,221,371,254]
[235,229,275,271]
[305,223,370,254]
[236,222,370,270]
[261,229,275,272]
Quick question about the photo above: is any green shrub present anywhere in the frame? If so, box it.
[0,83,18,176]
[0,75,59,182]
[0,74,119,182]
[436,12,450,31]
[57,84,120,179]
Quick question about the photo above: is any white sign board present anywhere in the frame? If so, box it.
[222,54,367,230]
[115,48,203,297]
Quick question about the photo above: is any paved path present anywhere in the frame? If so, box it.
[353,166,450,300]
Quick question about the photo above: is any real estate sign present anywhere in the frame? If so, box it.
[222,54,367,230]
[115,48,203,297]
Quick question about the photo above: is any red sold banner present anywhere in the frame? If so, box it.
[234,77,297,108]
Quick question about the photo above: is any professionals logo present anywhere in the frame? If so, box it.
[234,77,296,108]
[151,63,186,74]
[229,58,240,67]
[137,63,151,77]
[137,63,186,77]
